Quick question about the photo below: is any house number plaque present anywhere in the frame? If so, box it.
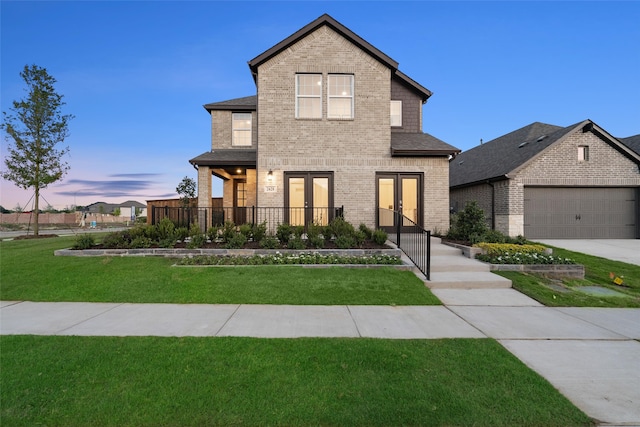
[264,185,277,193]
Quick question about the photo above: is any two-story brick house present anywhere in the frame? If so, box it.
[189,14,459,233]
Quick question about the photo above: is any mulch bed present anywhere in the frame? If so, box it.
[14,234,59,240]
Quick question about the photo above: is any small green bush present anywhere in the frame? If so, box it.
[308,235,325,249]
[259,235,279,249]
[221,221,237,243]
[335,234,356,249]
[276,223,293,244]
[251,221,267,242]
[130,236,152,249]
[207,226,220,242]
[72,234,95,250]
[475,243,548,256]
[101,231,130,249]
[187,233,207,249]
[175,227,189,242]
[359,223,373,240]
[157,218,176,240]
[238,223,252,239]
[329,217,355,239]
[372,229,388,246]
[448,201,488,243]
[226,233,247,249]
[287,235,306,250]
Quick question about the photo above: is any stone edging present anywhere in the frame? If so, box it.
[487,263,585,279]
[54,248,403,258]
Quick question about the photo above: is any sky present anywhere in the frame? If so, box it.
[1,1,639,211]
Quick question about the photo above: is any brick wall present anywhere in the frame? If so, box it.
[390,79,422,133]
[254,25,450,231]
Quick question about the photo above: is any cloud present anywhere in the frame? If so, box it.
[53,173,174,200]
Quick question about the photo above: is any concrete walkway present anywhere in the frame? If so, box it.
[2,292,639,426]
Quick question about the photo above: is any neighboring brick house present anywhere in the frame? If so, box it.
[189,14,459,232]
[449,120,640,239]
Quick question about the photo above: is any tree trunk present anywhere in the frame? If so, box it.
[34,187,40,236]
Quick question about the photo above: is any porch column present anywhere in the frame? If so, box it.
[197,166,212,231]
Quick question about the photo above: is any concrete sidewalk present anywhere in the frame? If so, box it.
[2,290,639,425]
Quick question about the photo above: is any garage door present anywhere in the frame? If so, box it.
[524,187,638,239]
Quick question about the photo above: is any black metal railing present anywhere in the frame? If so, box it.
[151,206,344,234]
[381,208,431,280]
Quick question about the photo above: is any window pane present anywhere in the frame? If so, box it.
[390,101,402,127]
[297,74,322,96]
[297,98,322,119]
[232,113,252,146]
[289,177,305,226]
[379,178,395,227]
[328,75,353,119]
[402,178,418,225]
[313,178,329,225]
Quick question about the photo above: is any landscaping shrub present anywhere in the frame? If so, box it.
[101,231,130,249]
[372,228,388,245]
[447,201,488,243]
[287,235,306,249]
[276,223,293,245]
[225,233,247,249]
[157,218,176,240]
[206,226,220,242]
[251,221,267,243]
[175,227,189,243]
[475,243,548,256]
[130,236,152,249]
[238,223,252,239]
[220,221,237,243]
[72,234,95,250]
[308,235,325,249]
[329,217,355,239]
[335,234,356,249]
[259,235,279,249]
[359,223,373,240]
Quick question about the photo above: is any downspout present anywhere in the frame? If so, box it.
[486,180,495,230]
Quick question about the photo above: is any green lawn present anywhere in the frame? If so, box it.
[0,336,593,426]
[0,236,438,305]
[498,246,640,307]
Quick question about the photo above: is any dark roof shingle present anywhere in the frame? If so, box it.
[189,149,257,167]
[391,133,460,156]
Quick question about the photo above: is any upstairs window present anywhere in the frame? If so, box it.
[328,74,354,119]
[578,145,589,161]
[296,74,322,119]
[390,100,402,127]
[232,113,252,146]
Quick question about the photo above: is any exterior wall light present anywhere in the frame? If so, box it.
[267,170,274,182]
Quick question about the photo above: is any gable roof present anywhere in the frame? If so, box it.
[620,134,640,156]
[449,119,640,188]
[247,14,432,101]
[391,133,460,157]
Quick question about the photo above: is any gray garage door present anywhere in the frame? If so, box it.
[524,187,638,239]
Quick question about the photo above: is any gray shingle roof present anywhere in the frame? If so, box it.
[189,149,257,167]
[203,96,257,112]
[620,134,640,156]
[391,133,460,156]
[449,122,573,187]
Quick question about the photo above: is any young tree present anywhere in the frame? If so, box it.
[1,65,74,236]
[176,176,196,207]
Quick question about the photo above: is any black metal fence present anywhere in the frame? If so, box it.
[150,206,344,234]
[381,208,431,280]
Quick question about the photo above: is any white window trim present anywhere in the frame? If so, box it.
[390,100,402,127]
[295,74,322,119]
[232,113,252,146]
[327,74,354,119]
[578,145,589,162]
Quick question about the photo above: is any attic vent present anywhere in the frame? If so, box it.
[518,141,529,148]
[458,160,464,165]
[536,135,548,142]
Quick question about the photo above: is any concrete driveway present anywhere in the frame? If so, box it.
[535,239,640,266]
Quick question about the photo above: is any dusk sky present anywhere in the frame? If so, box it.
[1,1,639,211]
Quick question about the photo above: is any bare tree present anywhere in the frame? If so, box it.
[1,65,74,236]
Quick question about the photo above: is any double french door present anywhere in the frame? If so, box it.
[285,172,333,226]
[377,173,423,232]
